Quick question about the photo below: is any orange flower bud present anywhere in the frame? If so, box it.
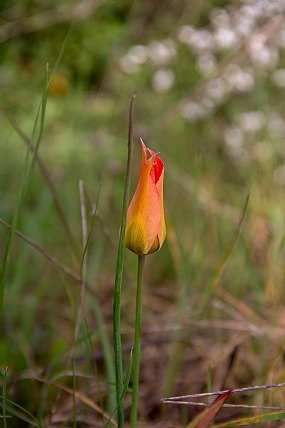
[125,139,166,255]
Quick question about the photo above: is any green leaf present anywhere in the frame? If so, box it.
[214,410,285,427]
[104,348,133,428]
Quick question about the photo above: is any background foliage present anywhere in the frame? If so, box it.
[2,0,285,426]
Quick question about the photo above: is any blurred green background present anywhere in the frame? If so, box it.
[2,0,285,426]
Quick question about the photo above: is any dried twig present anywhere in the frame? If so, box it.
[0,217,108,308]
[8,116,80,260]
[163,401,285,410]
[0,217,81,282]
[162,382,285,410]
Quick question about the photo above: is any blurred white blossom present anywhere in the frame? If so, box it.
[179,100,205,122]
[223,64,255,92]
[149,39,176,65]
[234,7,256,38]
[237,111,265,134]
[209,8,230,28]
[177,25,195,44]
[248,33,267,53]
[247,34,279,69]
[127,45,148,65]
[240,4,262,20]
[251,46,279,69]
[214,27,239,49]
[263,1,284,17]
[119,55,139,73]
[186,29,214,52]
[224,126,244,149]
[207,78,228,104]
[152,69,175,92]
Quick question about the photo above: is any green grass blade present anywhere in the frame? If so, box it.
[0,78,47,321]
[0,26,73,320]
[22,25,73,204]
[214,410,285,427]
[104,348,133,428]
[90,293,116,411]
[199,193,250,312]
[84,317,106,426]
[0,395,41,427]
[164,194,249,397]
[2,368,7,428]
[80,183,101,275]
[113,91,136,427]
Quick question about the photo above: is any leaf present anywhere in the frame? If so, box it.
[104,348,133,428]
[214,410,285,427]
[185,390,232,428]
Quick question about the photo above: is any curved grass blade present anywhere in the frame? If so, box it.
[0,395,41,427]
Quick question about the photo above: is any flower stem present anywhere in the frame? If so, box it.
[130,254,146,428]
[113,91,136,427]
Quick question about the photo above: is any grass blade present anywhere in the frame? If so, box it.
[8,116,80,259]
[164,194,249,397]
[2,368,7,428]
[113,91,136,427]
[185,391,232,428]
[199,193,250,312]
[214,410,285,427]
[0,395,41,427]
[104,348,133,428]
[0,26,72,320]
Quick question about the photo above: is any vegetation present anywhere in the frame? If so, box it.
[2,0,285,426]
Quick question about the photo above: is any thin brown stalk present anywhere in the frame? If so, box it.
[66,180,88,349]
[163,402,285,410]
[0,218,80,282]
[84,186,117,253]
[32,375,118,426]
[8,116,80,260]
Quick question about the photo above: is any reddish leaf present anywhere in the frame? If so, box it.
[185,390,232,428]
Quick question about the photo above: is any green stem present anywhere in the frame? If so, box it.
[130,254,146,428]
[113,92,136,427]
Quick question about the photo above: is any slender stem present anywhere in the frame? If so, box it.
[113,91,136,427]
[130,254,146,428]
